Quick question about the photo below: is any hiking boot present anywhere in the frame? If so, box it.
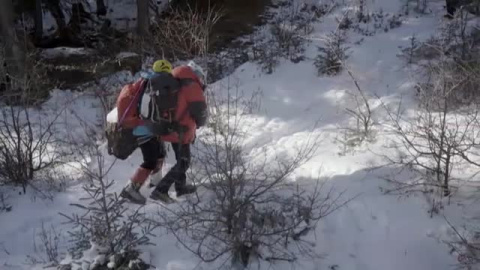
[120,167,151,205]
[149,190,176,204]
[120,182,146,205]
[176,184,197,197]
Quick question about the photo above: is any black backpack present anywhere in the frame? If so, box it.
[142,72,193,135]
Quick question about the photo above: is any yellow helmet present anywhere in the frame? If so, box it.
[152,59,172,73]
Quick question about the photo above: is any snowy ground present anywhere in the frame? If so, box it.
[2,0,480,269]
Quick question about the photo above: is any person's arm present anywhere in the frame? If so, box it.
[186,83,207,127]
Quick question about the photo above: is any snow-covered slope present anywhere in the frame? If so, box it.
[2,0,479,269]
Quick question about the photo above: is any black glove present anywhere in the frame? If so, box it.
[145,121,167,135]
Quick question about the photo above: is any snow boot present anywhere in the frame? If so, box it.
[120,167,150,205]
[149,190,176,204]
[176,184,197,197]
[148,159,164,188]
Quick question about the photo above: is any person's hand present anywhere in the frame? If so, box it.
[145,121,166,135]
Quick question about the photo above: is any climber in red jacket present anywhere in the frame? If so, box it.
[118,60,207,204]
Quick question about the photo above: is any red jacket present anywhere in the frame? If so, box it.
[161,66,207,144]
[116,79,146,128]
[117,66,207,144]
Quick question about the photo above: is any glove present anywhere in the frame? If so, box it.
[144,121,167,135]
[133,125,153,136]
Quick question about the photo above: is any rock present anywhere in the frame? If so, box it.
[40,48,141,89]
[57,264,72,270]
[40,47,99,66]
[95,53,142,77]
[128,259,150,270]
[46,68,95,89]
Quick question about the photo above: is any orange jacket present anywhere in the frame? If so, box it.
[117,66,207,144]
[116,79,146,129]
[161,66,207,144]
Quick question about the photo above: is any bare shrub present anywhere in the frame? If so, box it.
[59,119,157,268]
[205,46,249,83]
[250,29,281,74]
[251,0,328,73]
[380,58,479,206]
[336,67,375,154]
[356,0,367,22]
[27,222,62,267]
[402,0,429,15]
[437,9,480,61]
[314,30,349,76]
[158,80,346,269]
[337,12,353,30]
[0,42,66,193]
[399,35,420,65]
[400,10,480,104]
[150,5,223,61]
[443,217,480,269]
[433,12,480,105]
[415,0,428,14]
[351,9,404,36]
[0,93,66,193]
[0,189,11,212]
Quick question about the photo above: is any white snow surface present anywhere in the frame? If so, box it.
[2,0,480,269]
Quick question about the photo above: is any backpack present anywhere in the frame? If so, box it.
[105,80,145,160]
[142,72,193,135]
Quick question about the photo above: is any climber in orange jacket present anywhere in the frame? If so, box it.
[118,60,207,204]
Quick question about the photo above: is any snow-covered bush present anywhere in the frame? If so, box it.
[59,121,157,269]
[444,219,480,269]
[314,30,349,76]
[402,0,429,15]
[399,35,420,65]
[158,80,345,269]
[380,57,480,206]
[436,11,480,105]
[352,9,404,36]
[206,47,249,83]
[405,9,480,105]
[250,0,327,73]
[250,29,282,74]
[27,222,62,266]
[0,100,64,193]
[342,68,376,150]
[381,8,480,215]
[437,9,480,61]
[0,44,64,193]
[0,190,11,212]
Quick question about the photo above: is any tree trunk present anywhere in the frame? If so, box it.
[45,0,66,33]
[96,0,107,16]
[35,0,43,41]
[137,0,150,35]
[0,0,26,90]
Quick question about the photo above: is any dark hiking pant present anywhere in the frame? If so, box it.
[156,143,191,193]
[139,138,166,171]
[446,0,459,16]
